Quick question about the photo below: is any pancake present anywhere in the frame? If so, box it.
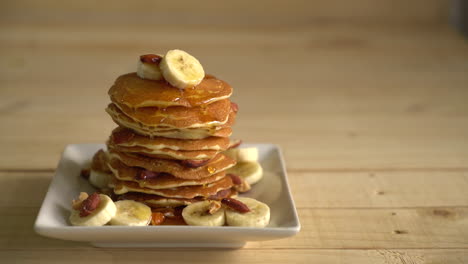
[109,99,233,129]
[108,158,226,189]
[109,150,236,180]
[109,73,233,108]
[117,188,237,208]
[108,140,219,160]
[106,104,235,139]
[112,175,233,199]
[110,127,231,151]
[112,146,218,160]
[90,149,111,173]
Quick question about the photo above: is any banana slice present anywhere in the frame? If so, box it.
[223,148,238,160]
[109,200,152,226]
[224,147,258,162]
[227,161,263,185]
[89,170,112,189]
[182,200,225,226]
[225,197,270,228]
[69,194,116,226]
[238,148,258,162]
[159,49,205,89]
[136,54,164,80]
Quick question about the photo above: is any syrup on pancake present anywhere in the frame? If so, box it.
[109,73,233,108]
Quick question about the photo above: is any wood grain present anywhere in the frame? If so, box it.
[0,23,467,170]
[2,172,468,252]
[2,206,468,250]
[1,1,468,262]
[3,170,468,209]
[1,249,466,264]
[0,0,450,26]
[289,171,468,208]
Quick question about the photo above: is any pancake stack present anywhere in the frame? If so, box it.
[101,65,239,209]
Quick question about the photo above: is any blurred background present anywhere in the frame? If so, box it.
[0,0,467,170]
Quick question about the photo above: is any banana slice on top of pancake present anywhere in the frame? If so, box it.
[137,54,164,81]
[160,49,205,89]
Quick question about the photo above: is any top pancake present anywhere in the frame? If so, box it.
[108,73,233,108]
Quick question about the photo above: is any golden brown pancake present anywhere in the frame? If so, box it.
[108,73,233,108]
[112,175,233,199]
[116,146,217,160]
[110,127,231,151]
[108,158,226,189]
[109,99,232,129]
[109,150,236,180]
[108,140,219,160]
[91,149,111,173]
[117,188,237,207]
[106,104,235,139]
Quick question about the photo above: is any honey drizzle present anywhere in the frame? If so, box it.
[207,166,216,174]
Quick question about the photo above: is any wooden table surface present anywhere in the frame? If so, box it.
[1,1,468,263]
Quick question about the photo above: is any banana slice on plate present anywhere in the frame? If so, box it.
[227,161,263,185]
[223,149,237,160]
[182,200,225,226]
[160,49,205,89]
[225,197,270,228]
[137,54,164,81]
[69,194,116,226]
[110,200,152,226]
[224,147,259,162]
[237,148,259,162]
[89,170,112,189]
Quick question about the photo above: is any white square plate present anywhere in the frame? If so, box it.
[34,143,300,248]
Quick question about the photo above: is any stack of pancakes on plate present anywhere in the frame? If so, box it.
[103,73,238,208]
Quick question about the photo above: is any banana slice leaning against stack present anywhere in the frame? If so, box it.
[224,147,258,162]
[88,170,112,189]
[226,147,264,185]
[227,161,263,185]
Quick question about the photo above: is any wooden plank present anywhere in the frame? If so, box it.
[2,171,468,209]
[0,0,450,26]
[2,102,468,171]
[290,171,468,208]
[0,172,52,207]
[1,249,466,264]
[2,172,468,249]
[0,24,467,170]
[259,207,468,249]
[3,206,468,250]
